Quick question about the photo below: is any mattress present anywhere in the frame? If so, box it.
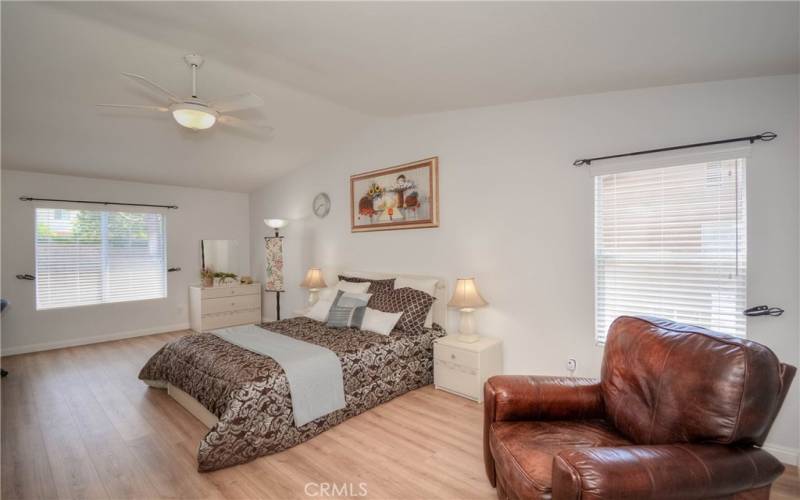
[138,317,446,471]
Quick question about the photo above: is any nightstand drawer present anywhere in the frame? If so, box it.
[434,343,479,369]
[434,359,479,400]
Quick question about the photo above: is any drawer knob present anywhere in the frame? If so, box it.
[231,302,235,306]
[450,354,455,360]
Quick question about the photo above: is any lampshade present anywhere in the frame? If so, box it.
[264,219,288,229]
[171,103,218,130]
[448,278,488,309]
[300,267,327,289]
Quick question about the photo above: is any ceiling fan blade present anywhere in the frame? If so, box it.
[96,104,169,112]
[209,93,264,113]
[218,114,273,132]
[121,73,181,103]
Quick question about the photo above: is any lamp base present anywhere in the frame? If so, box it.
[456,308,480,343]
[307,289,320,306]
[456,333,481,344]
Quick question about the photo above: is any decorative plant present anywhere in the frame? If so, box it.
[214,271,238,284]
[200,267,215,286]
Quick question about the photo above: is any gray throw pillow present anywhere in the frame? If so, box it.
[326,290,372,329]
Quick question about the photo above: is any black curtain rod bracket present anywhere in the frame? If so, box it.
[573,131,777,167]
[19,196,178,210]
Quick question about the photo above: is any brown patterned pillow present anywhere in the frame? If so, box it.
[367,287,435,334]
[338,275,395,294]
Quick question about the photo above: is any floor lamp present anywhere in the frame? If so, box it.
[264,219,287,320]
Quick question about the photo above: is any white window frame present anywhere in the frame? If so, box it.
[592,145,749,344]
[34,206,168,310]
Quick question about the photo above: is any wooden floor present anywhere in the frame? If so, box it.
[1,332,798,500]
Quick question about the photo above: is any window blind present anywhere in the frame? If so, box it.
[594,158,746,343]
[35,208,167,310]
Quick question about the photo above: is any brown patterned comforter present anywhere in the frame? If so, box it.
[138,317,445,471]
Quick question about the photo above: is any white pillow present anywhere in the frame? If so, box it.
[318,287,337,301]
[361,308,403,336]
[305,299,334,322]
[394,277,438,328]
[336,280,371,294]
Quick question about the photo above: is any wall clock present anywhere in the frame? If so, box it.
[313,192,331,218]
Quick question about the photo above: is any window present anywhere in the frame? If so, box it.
[594,158,746,343]
[35,208,167,310]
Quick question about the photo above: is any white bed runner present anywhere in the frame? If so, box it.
[211,324,346,427]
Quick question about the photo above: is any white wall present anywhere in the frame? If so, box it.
[1,170,250,354]
[250,74,800,461]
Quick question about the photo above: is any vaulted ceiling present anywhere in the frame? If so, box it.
[3,2,798,191]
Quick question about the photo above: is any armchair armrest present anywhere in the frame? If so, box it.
[483,376,604,485]
[485,375,605,423]
[552,444,785,500]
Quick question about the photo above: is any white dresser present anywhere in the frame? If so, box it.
[189,283,262,333]
[433,335,503,402]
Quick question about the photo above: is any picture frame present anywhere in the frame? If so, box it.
[350,157,439,232]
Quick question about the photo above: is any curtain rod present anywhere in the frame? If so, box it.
[19,196,178,210]
[572,131,777,167]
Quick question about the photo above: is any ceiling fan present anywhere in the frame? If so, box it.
[97,54,271,133]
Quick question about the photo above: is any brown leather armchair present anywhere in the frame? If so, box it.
[484,316,796,500]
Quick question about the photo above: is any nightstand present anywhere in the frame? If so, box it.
[433,335,502,402]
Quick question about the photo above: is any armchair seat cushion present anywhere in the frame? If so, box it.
[489,420,631,497]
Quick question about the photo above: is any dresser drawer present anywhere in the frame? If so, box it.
[202,294,260,315]
[434,359,479,400]
[201,284,260,299]
[201,308,261,331]
[434,343,479,369]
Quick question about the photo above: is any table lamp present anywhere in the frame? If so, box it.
[300,267,327,306]
[448,277,488,343]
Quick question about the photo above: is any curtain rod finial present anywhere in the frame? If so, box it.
[759,131,777,142]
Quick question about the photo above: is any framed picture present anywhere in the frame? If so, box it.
[350,157,439,232]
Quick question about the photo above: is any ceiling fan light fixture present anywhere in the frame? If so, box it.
[171,102,218,130]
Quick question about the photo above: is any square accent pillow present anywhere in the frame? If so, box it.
[326,291,372,328]
[338,275,395,294]
[368,287,435,334]
[394,277,439,328]
[305,298,334,322]
[335,280,370,294]
[361,308,403,336]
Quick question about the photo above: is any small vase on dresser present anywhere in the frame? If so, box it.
[189,282,262,333]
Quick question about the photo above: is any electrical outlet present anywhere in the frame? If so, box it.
[566,358,577,372]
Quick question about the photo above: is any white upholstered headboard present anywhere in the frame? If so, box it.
[335,270,448,331]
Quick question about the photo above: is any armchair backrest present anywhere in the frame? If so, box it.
[601,316,795,447]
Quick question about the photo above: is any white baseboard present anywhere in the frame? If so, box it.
[762,443,799,466]
[1,322,190,356]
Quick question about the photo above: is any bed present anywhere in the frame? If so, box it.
[138,272,448,471]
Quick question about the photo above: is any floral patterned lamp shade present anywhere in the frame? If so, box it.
[263,218,287,293]
[264,237,284,292]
